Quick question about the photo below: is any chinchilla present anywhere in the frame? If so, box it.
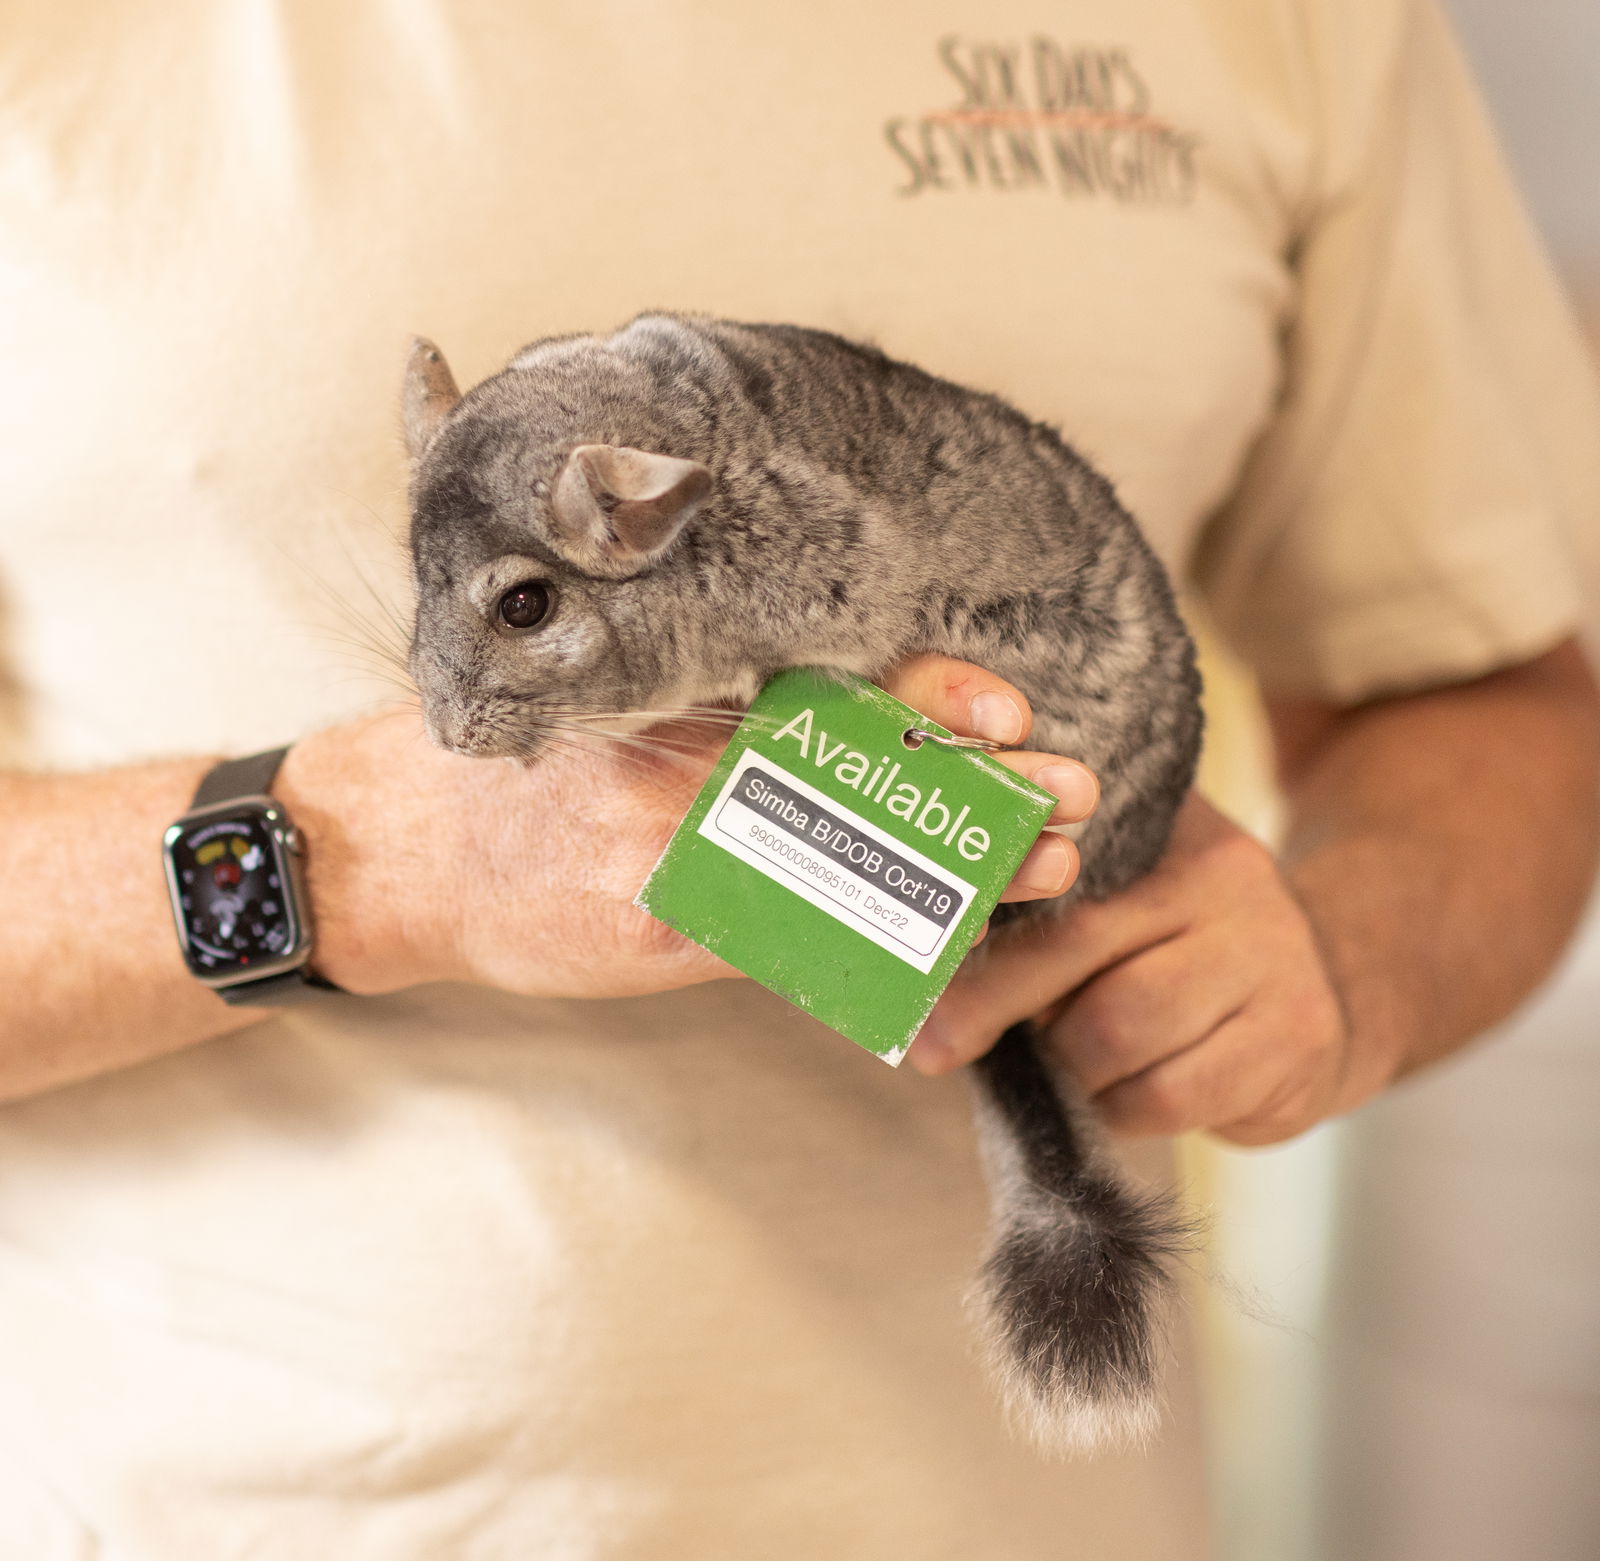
[402,313,1203,1451]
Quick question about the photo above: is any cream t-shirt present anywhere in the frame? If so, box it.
[0,1,1593,1556]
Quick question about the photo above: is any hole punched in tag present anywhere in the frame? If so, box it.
[902,727,1011,753]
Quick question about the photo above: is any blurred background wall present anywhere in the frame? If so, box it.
[1203,5,1600,1560]
[1449,0,1600,337]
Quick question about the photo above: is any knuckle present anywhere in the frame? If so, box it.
[1215,1119,1283,1148]
[880,654,958,712]
[615,900,690,970]
[1114,1071,1192,1136]
[1053,988,1131,1064]
[1205,827,1276,883]
[1219,1104,1313,1148]
[1232,1077,1322,1146]
[1081,977,1161,1057]
[1142,1078,1192,1134]
[1282,980,1346,1054]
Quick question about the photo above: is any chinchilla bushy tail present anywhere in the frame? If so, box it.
[968,1022,1194,1454]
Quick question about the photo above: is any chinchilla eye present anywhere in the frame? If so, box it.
[498,581,552,630]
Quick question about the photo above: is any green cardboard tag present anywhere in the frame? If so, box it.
[637,668,1056,1064]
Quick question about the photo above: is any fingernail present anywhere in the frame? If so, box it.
[970,691,1024,745]
[1017,834,1071,894]
[1036,763,1099,818]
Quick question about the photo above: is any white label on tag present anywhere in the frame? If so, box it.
[698,749,979,973]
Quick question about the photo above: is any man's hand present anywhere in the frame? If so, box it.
[909,640,1600,1150]
[280,655,1100,1001]
[907,794,1362,1146]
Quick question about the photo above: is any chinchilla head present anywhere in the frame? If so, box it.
[402,333,745,761]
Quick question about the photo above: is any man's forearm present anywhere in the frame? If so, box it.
[0,760,265,1102]
[1274,639,1600,1090]
[1,659,1078,1106]
[0,707,729,1105]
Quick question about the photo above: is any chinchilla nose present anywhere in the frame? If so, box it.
[422,698,491,755]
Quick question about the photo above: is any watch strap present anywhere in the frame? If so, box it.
[217,966,343,1007]
[191,746,290,807]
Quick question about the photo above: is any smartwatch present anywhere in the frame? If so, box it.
[162,748,341,1005]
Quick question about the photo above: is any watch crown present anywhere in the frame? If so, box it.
[284,827,306,856]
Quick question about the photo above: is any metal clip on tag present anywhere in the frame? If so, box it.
[902,727,1010,753]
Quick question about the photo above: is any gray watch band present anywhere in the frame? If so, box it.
[191,746,290,807]
[216,964,342,1007]
[189,747,343,1005]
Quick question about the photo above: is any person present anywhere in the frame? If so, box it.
[2,0,1597,1555]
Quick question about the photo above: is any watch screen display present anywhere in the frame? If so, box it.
[169,811,296,978]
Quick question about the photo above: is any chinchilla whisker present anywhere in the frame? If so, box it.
[602,730,723,758]
[557,727,705,754]
[293,577,417,694]
[538,720,711,768]
[532,728,659,775]
[541,705,749,725]
[546,724,690,758]
[272,532,418,687]
[544,705,776,738]
[305,600,411,668]
[304,639,418,702]
[319,496,419,646]
[531,722,668,764]
[311,623,412,675]
[554,712,744,730]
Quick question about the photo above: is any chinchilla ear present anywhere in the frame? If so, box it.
[549,444,712,576]
[403,336,462,460]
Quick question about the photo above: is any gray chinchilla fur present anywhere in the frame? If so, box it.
[402,313,1203,1452]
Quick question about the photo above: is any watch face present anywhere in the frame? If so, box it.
[166,807,299,980]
